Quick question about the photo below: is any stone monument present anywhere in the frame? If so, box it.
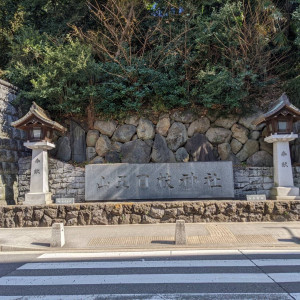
[12,102,66,205]
[85,161,234,201]
[253,93,300,200]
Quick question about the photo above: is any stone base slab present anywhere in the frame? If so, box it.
[24,192,53,205]
[270,196,300,200]
[270,187,299,197]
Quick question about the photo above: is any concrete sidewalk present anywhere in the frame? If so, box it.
[0,222,300,252]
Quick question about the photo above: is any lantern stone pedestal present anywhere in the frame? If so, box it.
[265,134,300,200]
[24,141,55,205]
[11,102,66,205]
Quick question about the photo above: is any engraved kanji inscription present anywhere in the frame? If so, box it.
[281,151,287,157]
[35,158,40,164]
[85,162,235,200]
[97,176,110,189]
[116,176,129,189]
[204,173,222,188]
[282,162,288,168]
[34,169,40,174]
[179,173,198,189]
[157,173,174,189]
[137,174,149,188]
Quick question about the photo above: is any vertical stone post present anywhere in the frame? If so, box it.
[265,134,300,200]
[24,141,55,205]
[175,220,187,245]
[51,223,65,247]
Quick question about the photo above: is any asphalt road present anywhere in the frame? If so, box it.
[0,250,300,299]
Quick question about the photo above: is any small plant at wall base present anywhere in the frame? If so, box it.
[0,0,299,119]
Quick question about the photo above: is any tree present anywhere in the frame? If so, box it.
[1,0,299,118]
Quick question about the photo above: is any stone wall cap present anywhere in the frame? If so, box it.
[24,141,55,150]
[264,133,298,143]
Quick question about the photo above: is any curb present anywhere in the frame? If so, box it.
[0,245,46,252]
[1,243,299,253]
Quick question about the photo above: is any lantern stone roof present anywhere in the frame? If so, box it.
[11,102,66,133]
[253,93,300,126]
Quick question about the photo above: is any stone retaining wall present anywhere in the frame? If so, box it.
[1,200,299,228]
[0,80,27,205]
[17,156,300,202]
[2,78,300,205]
[18,156,85,203]
[53,110,300,167]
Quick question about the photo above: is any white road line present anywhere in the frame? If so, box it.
[0,293,293,300]
[38,249,300,260]
[253,259,300,266]
[20,258,300,270]
[291,293,300,300]
[241,250,300,254]
[38,251,173,259]
[268,272,300,282]
[0,273,274,285]
[170,250,241,255]
[38,250,241,259]
[18,259,254,270]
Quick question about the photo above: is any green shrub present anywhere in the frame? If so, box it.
[1,0,299,118]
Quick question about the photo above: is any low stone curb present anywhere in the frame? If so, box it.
[1,200,300,228]
[0,245,45,252]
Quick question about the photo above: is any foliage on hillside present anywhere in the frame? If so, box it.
[0,0,299,121]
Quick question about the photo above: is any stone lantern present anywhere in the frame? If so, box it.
[12,102,66,205]
[253,93,300,200]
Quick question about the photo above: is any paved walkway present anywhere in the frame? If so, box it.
[0,222,299,251]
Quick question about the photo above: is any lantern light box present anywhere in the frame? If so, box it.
[11,102,66,142]
[253,93,300,136]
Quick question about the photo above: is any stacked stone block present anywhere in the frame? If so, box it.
[18,156,85,203]
[51,111,299,169]
[0,80,27,205]
[54,110,275,167]
[1,200,300,228]
[233,167,276,199]
[17,157,300,203]
[294,167,300,187]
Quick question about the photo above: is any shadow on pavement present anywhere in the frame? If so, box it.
[31,242,50,247]
[151,240,175,245]
[266,226,300,245]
